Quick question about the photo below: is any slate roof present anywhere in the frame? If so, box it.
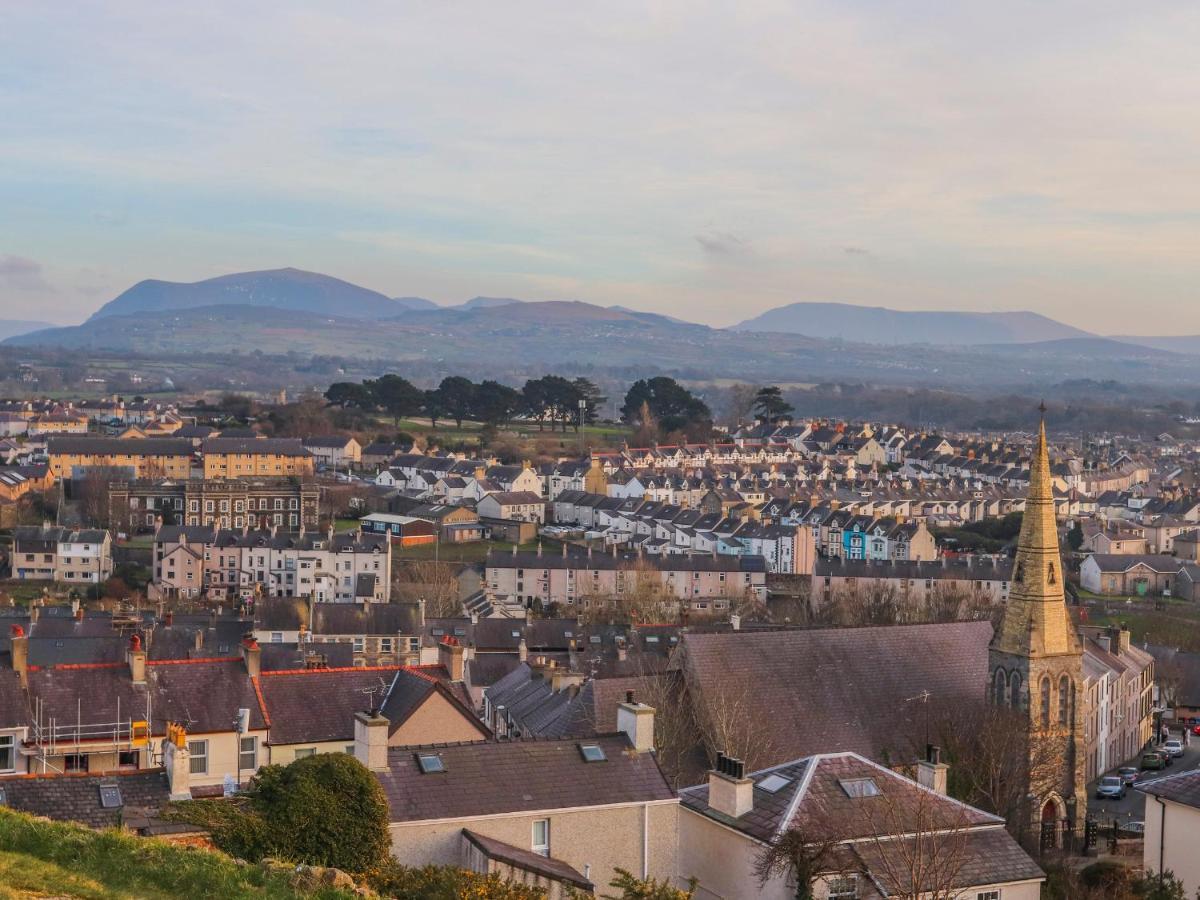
[259,641,354,672]
[255,666,482,745]
[1137,768,1200,810]
[0,770,170,829]
[677,622,992,769]
[256,666,404,744]
[203,437,311,457]
[462,830,593,891]
[375,733,673,822]
[46,437,193,456]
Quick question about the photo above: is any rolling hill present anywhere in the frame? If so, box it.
[88,267,408,320]
[10,300,1200,389]
[0,319,55,341]
[730,302,1093,345]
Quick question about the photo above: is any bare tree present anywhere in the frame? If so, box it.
[754,826,842,900]
[392,559,463,617]
[934,702,1063,832]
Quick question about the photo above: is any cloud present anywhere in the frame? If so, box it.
[843,247,871,257]
[0,255,52,292]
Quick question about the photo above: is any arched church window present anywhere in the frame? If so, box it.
[1048,562,1056,585]
[1040,676,1051,728]
[993,669,1007,705]
[1010,672,1023,708]
[1015,562,1024,582]
[1058,675,1070,725]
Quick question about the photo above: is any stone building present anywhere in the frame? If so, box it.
[988,410,1087,840]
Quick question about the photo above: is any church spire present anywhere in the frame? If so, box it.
[992,406,1078,657]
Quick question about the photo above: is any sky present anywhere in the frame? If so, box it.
[3,2,1200,331]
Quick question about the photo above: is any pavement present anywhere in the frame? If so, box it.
[1087,727,1200,828]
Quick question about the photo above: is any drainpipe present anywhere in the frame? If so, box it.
[1155,795,1166,887]
[642,802,649,878]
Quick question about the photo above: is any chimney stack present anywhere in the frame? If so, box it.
[241,635,261,679]
[10,625,28,687]
[617,691,655,753]
[916,744,949,795]
[729,613,741,631]
[439,636,464,682]
[127,633,147,684]
[353,710,390,771]
[708,753,753,818]
[517,637,528,663]
[163,724,192,800]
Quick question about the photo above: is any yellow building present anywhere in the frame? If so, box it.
[46,436,193,480]
[201,438,314,479]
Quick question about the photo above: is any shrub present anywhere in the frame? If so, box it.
[170,753,390,874]
[367,861,547,899]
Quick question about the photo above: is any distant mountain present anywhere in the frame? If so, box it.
[1110,335,1200,356]
[730,302,1092,345]
[454,296,524,310]
[13,300,1200,389]
[88,268,407,321]
[0,319,56,341]
[391,296,439,311]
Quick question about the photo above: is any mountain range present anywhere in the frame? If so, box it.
[11,267,1200,387]
[0,320,56,341]
[730,302,1092,344]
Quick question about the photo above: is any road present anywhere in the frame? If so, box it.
[1087,726,1200,829]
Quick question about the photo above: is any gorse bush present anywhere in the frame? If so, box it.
[367,861,548,899]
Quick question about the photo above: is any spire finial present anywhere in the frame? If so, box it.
[1038,399,1046,417]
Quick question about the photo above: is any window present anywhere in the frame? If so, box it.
[827,875,858,899]
[1058,675,1071,725]
[1040,677,1051,728]
[189,740,209,775]
[294,748,316,760]
[271,632,283,643]
[757,773,791,793]
[993,669,1007,705]
[118,750,139,769]
[239,736,257,771]
[416,752,445,774]
[976,892,1001,900]
[353,637,365,653]
[838,778,879,798]
[532,819,550,857]
[579,744,607,762]
[65,753,89,773]
[1010,672,1023,709]
[0,735,14,772]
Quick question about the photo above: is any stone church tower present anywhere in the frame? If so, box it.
[988,407,1086,837]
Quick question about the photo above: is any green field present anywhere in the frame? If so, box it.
[1082,600,1200,651]
[392,537,558,565]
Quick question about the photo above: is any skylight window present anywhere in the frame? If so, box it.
[757,774,791,794]
[416,752,445,774]
[645,635,659,643]
[839,778,879,798]
[589,636,602,644]
[511,631,520,638]
[98,785,123,808]
[579,743,607,763]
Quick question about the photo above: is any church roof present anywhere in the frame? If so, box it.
[991,411,1079,659]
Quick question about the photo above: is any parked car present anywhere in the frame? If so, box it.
[1120,821,1146,835]
[1096,775,1126,799]
[1142,752,1167,771]
[1192,724,1200,736]
[1165,739,1184,758]
[1118,766,1139,784]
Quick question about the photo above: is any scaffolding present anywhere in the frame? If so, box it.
[27,694,152,774]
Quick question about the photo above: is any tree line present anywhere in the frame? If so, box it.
[326,373,797,439]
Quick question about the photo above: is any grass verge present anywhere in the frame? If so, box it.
[0,808,354,900]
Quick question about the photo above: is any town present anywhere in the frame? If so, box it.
[0,372,1195,899]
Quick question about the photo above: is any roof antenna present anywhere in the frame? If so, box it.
[904,689,933,748]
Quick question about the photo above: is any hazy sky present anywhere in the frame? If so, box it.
[3,2,1200,330]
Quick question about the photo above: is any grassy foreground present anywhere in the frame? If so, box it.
[0,808,354,900]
